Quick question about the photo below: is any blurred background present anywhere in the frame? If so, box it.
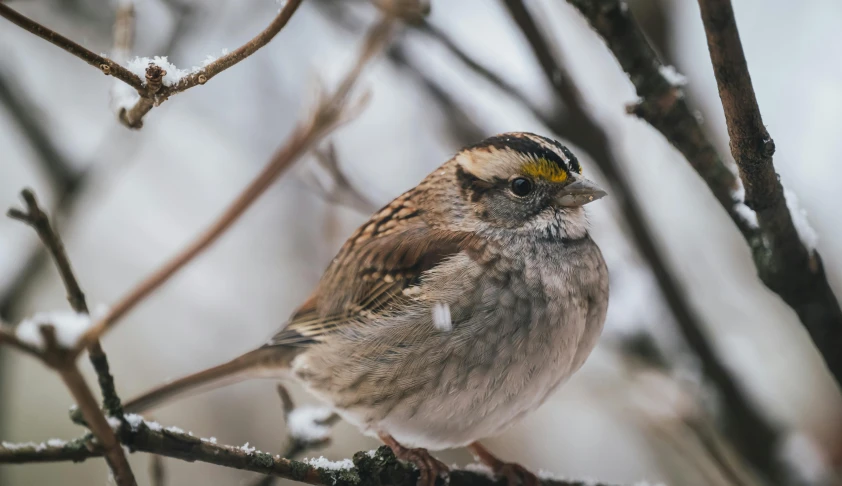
[1,0,842,484]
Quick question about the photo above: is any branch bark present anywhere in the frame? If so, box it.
[410,1,782,480]
[0,3,144,90]
[0,0,303,130]
[4,324,138,485]
[75,15,394,356]
[119,0,304,128]
[7,190,125,418]
[564,0,842,388]
[695,0,842,384]
[0,425,612,486]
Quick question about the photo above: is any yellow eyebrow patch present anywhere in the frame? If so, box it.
[521,158,569,183]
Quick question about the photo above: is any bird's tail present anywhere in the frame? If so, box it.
[123,347,290,414]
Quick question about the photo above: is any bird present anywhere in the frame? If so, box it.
[124,132,610,486]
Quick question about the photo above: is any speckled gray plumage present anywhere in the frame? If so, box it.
[123,132,610,455]
[288,153,609,449]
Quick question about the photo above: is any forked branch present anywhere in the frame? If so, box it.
[565,0,842,388]
[75,16,395,358]
[0,3,144,90]
[0,0,303,129]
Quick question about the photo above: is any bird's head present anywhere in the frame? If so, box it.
[452,132,606,239]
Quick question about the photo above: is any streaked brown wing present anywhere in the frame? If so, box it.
[267,196,477,347]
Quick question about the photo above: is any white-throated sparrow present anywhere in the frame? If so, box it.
[126,132,609,486]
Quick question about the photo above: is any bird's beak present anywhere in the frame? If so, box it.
[555,176,607,207]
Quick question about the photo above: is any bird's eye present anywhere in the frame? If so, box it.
[510,177,533,197]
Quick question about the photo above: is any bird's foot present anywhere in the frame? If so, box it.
[468,442,539,486]
[379,433,450,486]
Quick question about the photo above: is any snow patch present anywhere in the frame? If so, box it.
[106,416,122,430]
[432,302,452,331]
[125,49,230,87]
[111,81,139,111]
[123,413,144,430]
[304,456,355,470]
[659,65,687,86]
[126,56,189,86]
[1,441,46,451]
[731,183,758,229]
[46,438,67,448]
[287,406,334,442]
[784,187,818,251]
[240,442,256,453]
[16,310,93,350]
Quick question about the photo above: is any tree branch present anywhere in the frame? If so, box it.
[119,0,304,128]
[7,190,126,418]
[564,0,742,221]
[566,0,842,391]
[0,3,144,90]
[498,1,786,480]
[2,324,138,485]
[694,0,842,384]
[75,14,395,356]
[0,0,304,129]
[56,357,136,486]
[0,423,612,486]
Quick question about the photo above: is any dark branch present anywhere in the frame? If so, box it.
[7,190,125,418]
[564,0,740,222]
[120,0,304,128]
[695,0,842,385]
[565,0,842,390]
[494,1,786,480]
[0,424,613,486]
[76,14,394,355]
[0,3,144,90]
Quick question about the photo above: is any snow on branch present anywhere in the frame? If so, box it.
[0,427,618,486]
[0,0,303,129]
[565,0,842,389]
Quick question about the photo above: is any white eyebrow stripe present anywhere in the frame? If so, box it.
[519,133,566,162]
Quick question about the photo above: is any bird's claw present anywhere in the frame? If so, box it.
[393,445,450,486]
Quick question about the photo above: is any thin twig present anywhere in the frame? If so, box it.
[498,0,783,481]
[7,190,126,419]
[696,0,842,382]
[565,0,842,389]
[0,424,612,486]
[0,0,303,129]
[0,0,190,321]
[39,325,137,486]
[170,0,303,92]
[120,0,304,128]
[8,190,88,313]
[75,16,395,355]
[0,3,144,90]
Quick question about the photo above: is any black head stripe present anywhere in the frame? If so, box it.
[545,137,581,174]
[466,133,579,174]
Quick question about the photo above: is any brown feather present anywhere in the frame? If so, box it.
[267,193,479,347]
